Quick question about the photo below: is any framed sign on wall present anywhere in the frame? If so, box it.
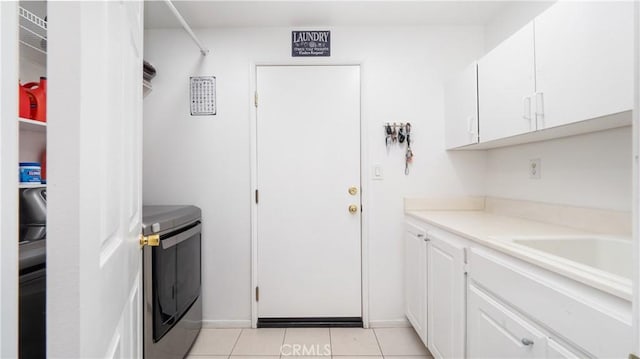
[291,31,331,57]
[190,76,216,116]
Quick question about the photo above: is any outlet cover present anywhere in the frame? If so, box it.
[529,158,541,179]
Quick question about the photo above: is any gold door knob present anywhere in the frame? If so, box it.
[348,187,358,195]
[139,234,160,248]
[349,205,358,214]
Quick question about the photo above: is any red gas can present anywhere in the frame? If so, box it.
[19,82,35,119]
[23,77,46,122]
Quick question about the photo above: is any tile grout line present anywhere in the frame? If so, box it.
[328,327,333,357]
[280,327,288,359]
[228,328,244,357]
[371,328,385,357]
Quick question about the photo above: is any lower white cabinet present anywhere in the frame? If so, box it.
[404,222,428,343]
[404,217,630,358]
[467,283,547,358]
[468,247,631,358]
[427,233,466,359]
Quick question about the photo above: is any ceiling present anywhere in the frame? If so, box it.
[144,1,511,29]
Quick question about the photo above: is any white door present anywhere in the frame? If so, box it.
[478,22,536,142]
[467,284,546,358]
[404,223,427,343]
[47,2,143,357]
[534,1,634,129]
[427,234,465,359]
[256,65,361,318]
[444,62,478,149]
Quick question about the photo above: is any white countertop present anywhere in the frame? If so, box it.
[406,210,632,301]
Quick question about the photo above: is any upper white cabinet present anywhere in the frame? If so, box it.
[427,233,465,359]
[447,1,633,149]
[444,62,479,149]
[534,1,634,129]
[478,22,535,142]
[404,222,428,344]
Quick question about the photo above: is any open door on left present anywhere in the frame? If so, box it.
[47,1,144,357]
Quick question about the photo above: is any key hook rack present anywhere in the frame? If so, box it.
[383,122,406,129]
[383,122,414,175]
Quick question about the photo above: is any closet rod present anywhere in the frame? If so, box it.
[164,0,209,56]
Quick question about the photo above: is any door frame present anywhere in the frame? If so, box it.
[249,63,370,328]
[0,2,19,357]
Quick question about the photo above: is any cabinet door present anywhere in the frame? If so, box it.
[535,1,634,129]
[404,223,427,344]
[427,234,465,359]
[444,62,478,149]
[467,284,546,358]
[478,22,536,142]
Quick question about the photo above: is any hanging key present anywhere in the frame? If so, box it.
[405,147,414,175]
[385,124,393,147]
[398,125,406,143]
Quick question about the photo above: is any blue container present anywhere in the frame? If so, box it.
[19,162,41,183]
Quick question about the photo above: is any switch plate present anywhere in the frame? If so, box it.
[372,165,384,180]
[529,158,541,179]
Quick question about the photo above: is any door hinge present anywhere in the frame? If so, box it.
[254,91,258,107]
[255,189,259,204]
[255,286,259,301]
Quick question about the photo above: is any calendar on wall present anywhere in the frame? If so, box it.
[190,76,216,116]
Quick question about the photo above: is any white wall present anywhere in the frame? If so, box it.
[485,127,633,211]
[483,1,554,53]
[143,26,486,325]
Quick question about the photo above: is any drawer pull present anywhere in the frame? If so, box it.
[521,338,534,346]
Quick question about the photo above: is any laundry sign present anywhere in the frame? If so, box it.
[292,31,330,57]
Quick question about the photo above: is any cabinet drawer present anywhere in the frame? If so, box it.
[468,248,631,358]
[468,283,546,358]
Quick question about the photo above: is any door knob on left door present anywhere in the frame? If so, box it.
[139,234,160,248]
[348,187,358,195]
[348,205,358,214]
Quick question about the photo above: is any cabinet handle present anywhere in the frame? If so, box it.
[535,92,544,128]
[522,96,531,121]
[417,234,424,238]
[467,116,476,135]
[521,338,534,346]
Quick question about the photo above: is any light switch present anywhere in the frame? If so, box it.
[373,165,384,180]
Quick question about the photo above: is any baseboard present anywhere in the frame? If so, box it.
[368,318,411,328]
[201,319,252,329]
[201,318,409,329]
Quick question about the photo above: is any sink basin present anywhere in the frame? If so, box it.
[504,236,632,279]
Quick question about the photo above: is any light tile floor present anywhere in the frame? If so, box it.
[187,327,433,359]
